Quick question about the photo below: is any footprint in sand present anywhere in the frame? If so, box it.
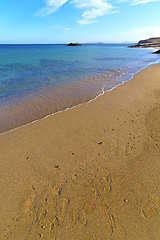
[71,208,79,225]
[60,198,70,223]
[83,202,94,215]
[7,168,116,239]
[38,209,48,230]
[50,216,59,232]
[71,207,87,226]
[22,193,35,218]
[92,170,112,199]
[141,202,159,219]
[107,213,126,239]
[109,214,116,234]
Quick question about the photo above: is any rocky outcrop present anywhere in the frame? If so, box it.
[67,43,82,46]
[128,44,144,48]
[138,37,160,45]
[153,49,160,54]
[128,37,160,48]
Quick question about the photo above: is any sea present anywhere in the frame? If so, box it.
[0,44,159,133]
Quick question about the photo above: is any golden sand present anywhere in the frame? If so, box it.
[0,64,160,240]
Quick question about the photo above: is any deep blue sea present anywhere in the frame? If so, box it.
[0,44,159,133]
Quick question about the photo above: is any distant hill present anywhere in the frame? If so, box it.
[138,37,160,44]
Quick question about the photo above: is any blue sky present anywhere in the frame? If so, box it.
[0,0,160,43]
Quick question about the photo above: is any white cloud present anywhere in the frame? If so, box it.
[131,0,160,5]
[72,0,110,8]
[77,19,96,25]
[72,0,115,24]
[50,25,70,31]
[36,0,68,16]
[37,0,116,24]
[117,0,160,4]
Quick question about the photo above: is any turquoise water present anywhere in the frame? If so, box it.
[0,44,159,133]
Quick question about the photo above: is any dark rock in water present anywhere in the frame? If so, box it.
[128,43,141,48]
[153,49,160,54]
[67,43,82,46]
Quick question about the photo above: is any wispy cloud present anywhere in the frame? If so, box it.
[37,0,116,24]
[117,0,160,4]
[50,25,70,31]
[36,0,68,17]
[78,19,96,25]
[131,0,160,5]
[74,0,115,24]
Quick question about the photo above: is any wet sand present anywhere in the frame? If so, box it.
[0,71,122,134]
[0,64,160,240]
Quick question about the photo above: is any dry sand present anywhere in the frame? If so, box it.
[0,64,160,240]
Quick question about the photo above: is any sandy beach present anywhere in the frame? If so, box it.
[0,63,160,239]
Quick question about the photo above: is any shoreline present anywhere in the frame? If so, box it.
[0,60,159,135]
[0,63,160,239]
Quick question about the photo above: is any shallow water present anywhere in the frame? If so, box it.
[0,44,159,133]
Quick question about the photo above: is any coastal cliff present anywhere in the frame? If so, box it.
[138,37,160,44]
[128,37,160,48]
